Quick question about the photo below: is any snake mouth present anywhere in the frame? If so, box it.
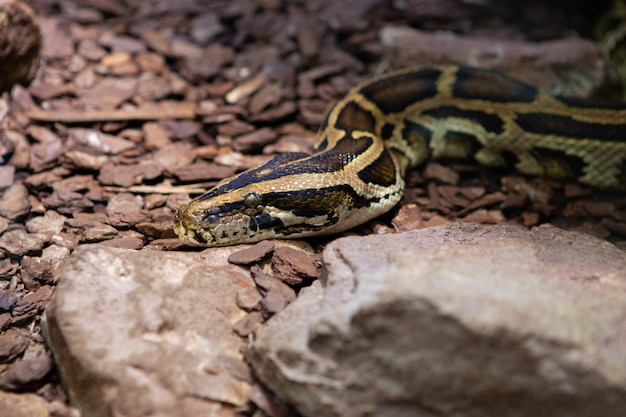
[174,202,270,247]
[173,206,208,246]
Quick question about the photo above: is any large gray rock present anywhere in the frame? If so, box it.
[248,224,626,417]
[43,245,255,417]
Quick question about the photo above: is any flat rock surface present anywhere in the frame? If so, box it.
[43,245,255,417]
[248,223,626,417]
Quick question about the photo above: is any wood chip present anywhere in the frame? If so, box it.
[225,74,268,104]
[271,246,320,285]
[251,265,297,316]
[233,127,278,152]
[228,240,275,265]
[27,101,197,122]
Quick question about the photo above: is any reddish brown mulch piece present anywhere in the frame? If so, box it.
[228,240,275,266]
[0,356,53,391]
[271,246,320,285]
[0,329,29,363]
[251,265,297,316]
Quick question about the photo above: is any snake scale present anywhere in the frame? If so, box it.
[174,65,626,247]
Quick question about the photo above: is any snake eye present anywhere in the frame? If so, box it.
[243,192,261,208]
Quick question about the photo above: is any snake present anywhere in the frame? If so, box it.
[173,65,626,247]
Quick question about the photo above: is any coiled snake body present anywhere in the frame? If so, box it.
[174,65,626,247]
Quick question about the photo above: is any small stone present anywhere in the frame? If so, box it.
[0,229,46,257]
[0,291,18,312]
[66,212,108,228]
[461,208,505,223]
[0,356,53,391]
[0,258,18,279]
[225,74,267,104]
[143,122,172,150]
[0,329,29,363]
[0,165,15,188]
[391,203,423,232]
[249,100,297,123]
[228,240,275,265]
[135,52,165,72]
[271,246,320,285]
[190,11,223,44]
[20,256,52,286]
[0,313,10,332]
[106,193,143,216]
[172,160,237,182]
[80,224,119,243]
[100,52,131,66]
[137,71,171,101]
[78,39,107,61]
[68,128,136,155]
[163,120,202,139]
[0,184,30,219]
[12,285,53,316]
[135,221,173,240]
[74,78,137,109]
[152,142,195,172]
[232,127,277,153]
[423,162,460,184]
[98,163,163,187]
[583,201,615,216]
[25,210,66,235]
[251,266,296,315]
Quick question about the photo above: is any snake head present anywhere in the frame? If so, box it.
[173,182,364,247]
[173,136,407,246]
[173,151,382,247]
[174,185,281,247]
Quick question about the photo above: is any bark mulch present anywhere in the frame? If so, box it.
[0,0,623,415]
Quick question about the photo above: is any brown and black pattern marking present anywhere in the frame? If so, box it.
[452,67,538,103]
[359,67,441,114]
[529,147,585,179]
[515,113,624,142]
[556,95,626,110]
[399,120,433,164]
[380,122,395,141]
[265,184,377,218]
[249,212,284,231]
[357,148,397,187]
[201,136,374,198]
[335,101,377,135]
[306,135,374,168]
[402,121,432,147]
[619,160,626,186]
[423,106,506,134]
[440,131,483,160]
